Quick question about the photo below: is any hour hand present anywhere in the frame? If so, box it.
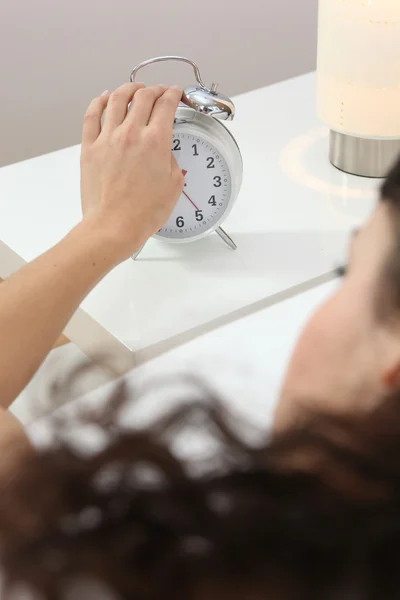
[182,169,188,187]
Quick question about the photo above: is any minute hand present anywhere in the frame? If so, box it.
[182,190,200,212]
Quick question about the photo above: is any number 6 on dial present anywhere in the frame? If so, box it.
[129,56,243,259]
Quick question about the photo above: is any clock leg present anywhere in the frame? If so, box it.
[216,227,237,250]
[131,244,146,261]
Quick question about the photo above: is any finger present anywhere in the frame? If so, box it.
[82,91,110,147]
[148,87,183,142]
[125,85,168,128]
[171,154,185,184]
[103,82,145,131]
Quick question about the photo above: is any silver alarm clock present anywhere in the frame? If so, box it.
[130,56,243,259]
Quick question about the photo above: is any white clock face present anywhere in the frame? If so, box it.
[156,132,232,240]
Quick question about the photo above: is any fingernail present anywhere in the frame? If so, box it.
[101,90,109,96]
[171,85,183,91]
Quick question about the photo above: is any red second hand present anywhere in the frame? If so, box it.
[181,169,200,211]
[182,190,200,211]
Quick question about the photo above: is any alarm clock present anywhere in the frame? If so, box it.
[129,56,243,259]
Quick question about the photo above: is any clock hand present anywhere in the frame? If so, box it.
[182,190,200,212]
[181,169,200,211]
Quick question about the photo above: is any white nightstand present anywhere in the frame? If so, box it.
[0,73,378,374]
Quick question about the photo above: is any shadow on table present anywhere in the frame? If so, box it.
[137,230,348,279]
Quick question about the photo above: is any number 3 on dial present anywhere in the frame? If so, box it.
[213,176,222,187]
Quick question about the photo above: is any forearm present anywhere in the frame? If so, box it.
[1,278,70,349]
[0,82,181,412]
[0,217,120,409]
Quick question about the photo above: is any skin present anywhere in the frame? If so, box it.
[275,202,400,430]
[0,82,183,456]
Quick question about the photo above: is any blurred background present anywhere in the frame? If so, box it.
[0,0,318,167]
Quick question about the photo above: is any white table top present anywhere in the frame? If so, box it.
[0,73,378,371]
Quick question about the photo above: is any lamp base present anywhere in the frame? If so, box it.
[330,131,400,178]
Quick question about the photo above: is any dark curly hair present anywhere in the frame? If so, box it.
[1,383,400,600]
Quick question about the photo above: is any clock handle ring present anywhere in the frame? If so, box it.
[130,56,208,90]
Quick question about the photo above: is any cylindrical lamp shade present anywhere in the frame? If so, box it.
[317,0,400,177]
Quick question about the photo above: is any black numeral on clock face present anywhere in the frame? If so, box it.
[192,144,199,156]
[195,210,204,221]
[208,195,217,206]
[176,216,184,228]
[213,176,222,187]
[172,139,181,151]
[207,157,215,169]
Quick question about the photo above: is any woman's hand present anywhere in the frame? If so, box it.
[80,83,184,261]
[0,83,184,413]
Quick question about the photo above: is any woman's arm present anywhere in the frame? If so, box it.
[1,278,70,349]
[0,81,183,411]
[0,218,120,409]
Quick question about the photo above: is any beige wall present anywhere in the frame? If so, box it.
[0,0,318,166]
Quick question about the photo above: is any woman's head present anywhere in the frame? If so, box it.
[278,157,400,428]
[5,158,400,599]
[3,385,400,600]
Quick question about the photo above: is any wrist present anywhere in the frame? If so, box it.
[74,215,138,267]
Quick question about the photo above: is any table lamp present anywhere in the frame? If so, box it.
[317,0,400,178]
